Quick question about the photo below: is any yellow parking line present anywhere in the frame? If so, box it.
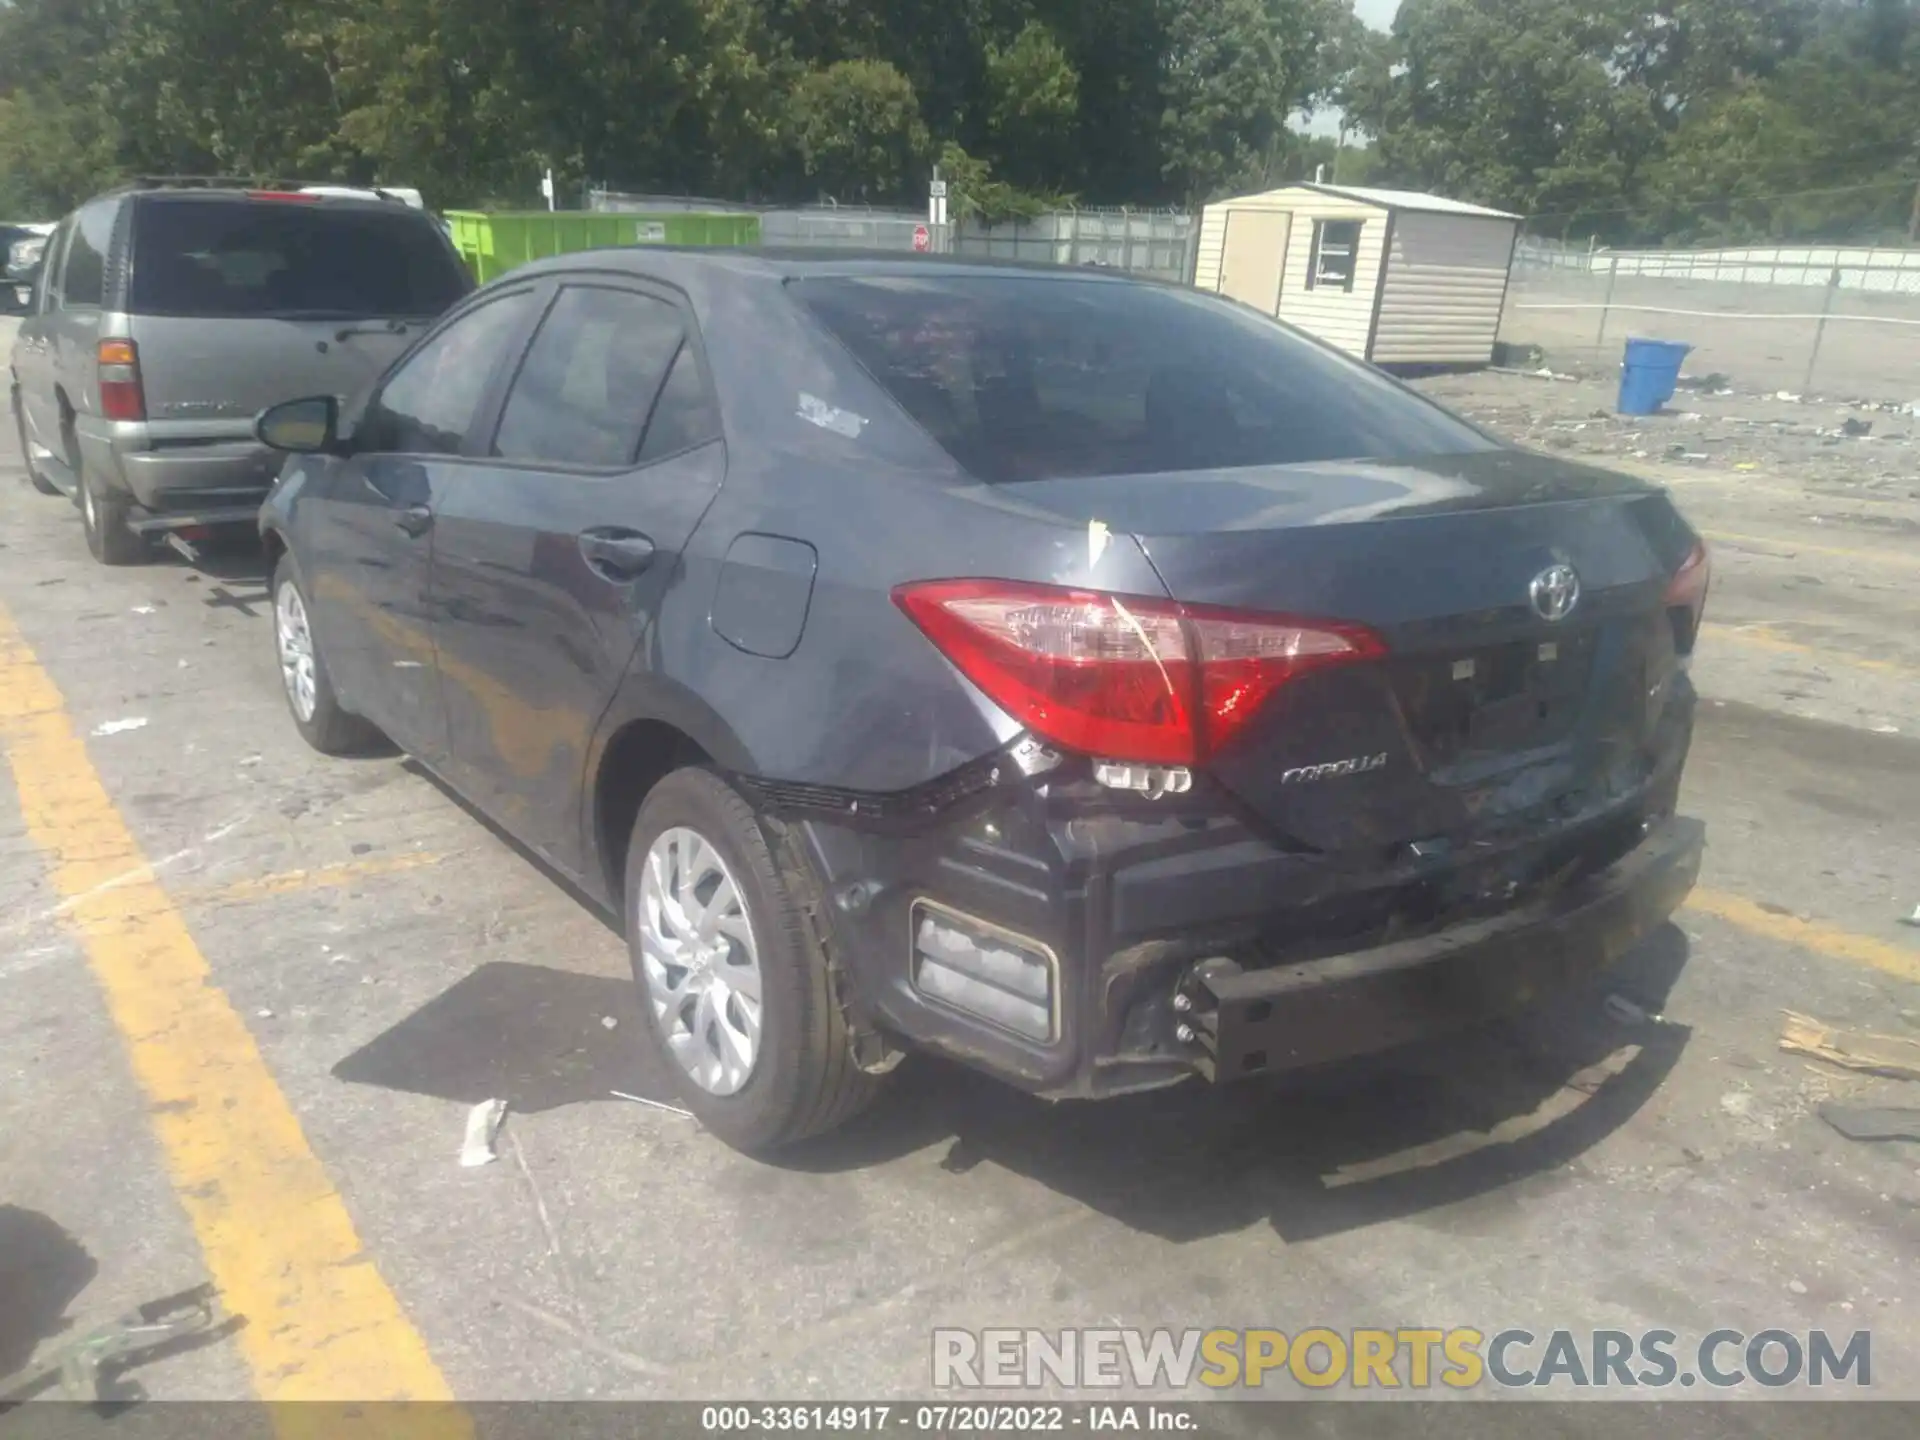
[0,603,469,1419]
[1685,887,1920,986]
[1700,621,1920,680]
[184,851,448,908]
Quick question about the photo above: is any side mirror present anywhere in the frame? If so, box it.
[256,395,339,453]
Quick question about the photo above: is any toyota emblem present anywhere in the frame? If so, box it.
[1529,564,1581,622]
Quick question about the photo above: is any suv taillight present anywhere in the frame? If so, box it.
[97,339,146,422]
[893,579,1385,766]
[1663,540,1711,653]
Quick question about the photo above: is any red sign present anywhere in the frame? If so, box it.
[912,224,931,253]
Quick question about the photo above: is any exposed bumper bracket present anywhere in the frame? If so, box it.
[1186,816,1705,1080]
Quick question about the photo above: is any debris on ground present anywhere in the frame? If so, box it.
[1843,418,1875,437]
[460,1098,508,1167]
[611,1089,693,1119]
[90,717,149,737]
[600,1015,618,1030]
[1820,1103,1920,1143]
[1900,905,1920,928]
[1780,1011,1920,1081]
[0,1284,224,1402]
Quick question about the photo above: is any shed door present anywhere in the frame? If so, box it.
[1218,210,1291,317]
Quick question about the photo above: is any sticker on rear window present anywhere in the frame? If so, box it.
[797,392,867,439]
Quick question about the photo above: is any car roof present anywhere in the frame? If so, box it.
[502,245,1154,286]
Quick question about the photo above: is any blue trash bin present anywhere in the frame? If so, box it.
[1618,338,1694,416]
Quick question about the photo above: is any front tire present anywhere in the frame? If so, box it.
[625,767,879,1152]
[77,453,146,564]
[271,553,383,755]
[11,393,60,495]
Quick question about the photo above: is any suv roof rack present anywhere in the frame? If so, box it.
[99,176,412,201]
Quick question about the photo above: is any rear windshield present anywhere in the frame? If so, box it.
[795,275,1496,483]
[129,198,469,319]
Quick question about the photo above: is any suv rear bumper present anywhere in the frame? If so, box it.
[80,426,280,512]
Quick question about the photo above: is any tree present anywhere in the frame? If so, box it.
[1158,0,1346,205]
[1344,0,1664,224]
[787,59,931,203]
[983,21,1081,191]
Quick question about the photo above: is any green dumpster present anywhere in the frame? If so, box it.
[444,210,762,283]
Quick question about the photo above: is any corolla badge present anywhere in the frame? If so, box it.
[1529,563,1581,622]
[1280,753,1388,785]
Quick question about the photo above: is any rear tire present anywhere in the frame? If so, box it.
[77,452,146,564]
[10,392,60,495]
[271,553,384,755]
[624,767,879,1153]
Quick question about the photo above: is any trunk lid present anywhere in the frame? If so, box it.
[1001,451,1699,857]
[131,315,422,425]
[124,192,469,428]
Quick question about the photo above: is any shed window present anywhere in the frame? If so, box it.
[1308,219,1363,292]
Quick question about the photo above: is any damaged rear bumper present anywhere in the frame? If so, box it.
[1183,815,1703,1082]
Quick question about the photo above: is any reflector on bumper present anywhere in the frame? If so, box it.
[911,900,1057,1043]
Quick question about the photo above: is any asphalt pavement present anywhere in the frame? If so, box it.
[3,314,1918,1416]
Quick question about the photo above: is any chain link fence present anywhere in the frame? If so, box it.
[1501,228,1920,403]
[585,188,1196,282]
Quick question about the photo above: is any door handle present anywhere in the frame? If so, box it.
[579,529,656,582]
[394,503,433,538]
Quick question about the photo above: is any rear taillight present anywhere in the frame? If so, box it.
[893,579,1385,766]
[1663,540,1711,653]
[97,339,146,422]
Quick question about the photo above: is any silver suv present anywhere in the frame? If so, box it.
[8,181,471,563]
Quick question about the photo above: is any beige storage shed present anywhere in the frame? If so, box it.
[1194,183,1521,367]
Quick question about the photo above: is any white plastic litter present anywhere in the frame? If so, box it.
[460,1098,508,1167]
[1899,905,1920,929]
[90,717,149,737]
[600,1015,618,1030]
[132,604,156,615]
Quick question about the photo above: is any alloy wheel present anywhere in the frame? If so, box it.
[275,580,319,723]
[638,826,764,1095]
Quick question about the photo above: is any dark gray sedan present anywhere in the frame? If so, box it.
[256,250,1709,1153]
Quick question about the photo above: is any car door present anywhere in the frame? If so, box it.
[429,278,727,873]
[13,217,71,454]
[299,285,543,762]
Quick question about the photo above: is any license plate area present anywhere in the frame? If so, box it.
[1393,630,1598,764]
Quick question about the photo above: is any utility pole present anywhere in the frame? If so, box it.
[1908,179,1920,243]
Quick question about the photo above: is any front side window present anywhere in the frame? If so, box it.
[1308,219,1363,292]
[493,286,687,467]
[37,221,72,314]
[796,274,1492,484]
[362,290,537,456]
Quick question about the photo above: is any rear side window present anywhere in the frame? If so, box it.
[493,286,688,467]
[128,198,469,319]
[365,290,537,455]
[61,200,118,308]
[639,345,722,461]
[795,275,1494,483]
